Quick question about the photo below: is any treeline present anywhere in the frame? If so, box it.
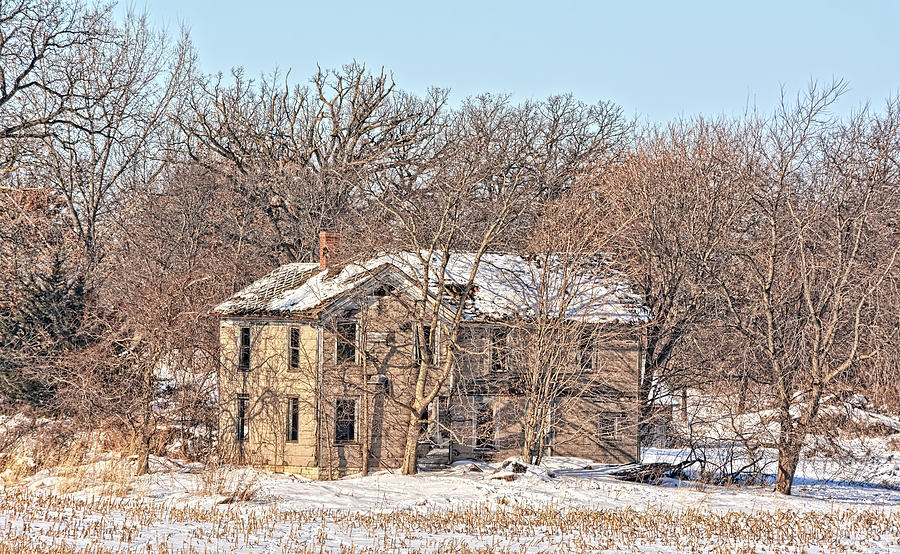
[0,1,898,494]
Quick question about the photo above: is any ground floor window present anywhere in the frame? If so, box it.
[475,403,494,449]
[335,397,357,444]
[287,397,299,442]
[598,411,624,441]
[236,394,249,442]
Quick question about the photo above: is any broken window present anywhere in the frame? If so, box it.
[286,397,299,442]
[335,398,357,444]
[238,327,251,372]
[578,329,596,371]
[490,327,508,373]
[370,284,395,297]
[236,394,249,442]
[288,327,301,371]
[413,324,434,366]
[475,403,494,449]
[598,411,624,441]
[335,321,357,363]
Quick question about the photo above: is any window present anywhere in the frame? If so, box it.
[238,327,251,372]
[288,327,301,371]
[491,327,508,373]
[286,397,299,442]
[236,394,249,442]
[335,321,357,363]
[370,284,395,297]
[598,411,624,441]
[335,398,357,444]
[413,324,433,366]
[475,404,494,449]
[578,330,596,371]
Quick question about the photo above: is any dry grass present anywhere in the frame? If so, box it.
[195,460,261,503]
[0,489,894,553]
[887,434,900,452]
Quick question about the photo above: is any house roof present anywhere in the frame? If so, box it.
[213,252,647,323]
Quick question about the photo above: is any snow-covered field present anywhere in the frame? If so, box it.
[0,450,898,553]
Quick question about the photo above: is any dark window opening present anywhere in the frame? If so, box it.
[491,327,508,373]
[287,397,299,442]
[371,284,395,297]
[289,327,301,371]
[414,324,433,366]
[335,398,356,444]
[239,327,251,372]
[444,283,477,301]
[236,394,249,442]
[475,404,494,449]
[579,330,595,371]
[336,321,357,363]
[598,412,624,441]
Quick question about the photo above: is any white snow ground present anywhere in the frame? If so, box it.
[0,450,898,552]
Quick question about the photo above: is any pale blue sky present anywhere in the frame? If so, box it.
[140,0,900,122]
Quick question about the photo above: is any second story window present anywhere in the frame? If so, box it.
[413,324,433,366]
[491,327,508,373]
[239,327,251,372]
[288,327,301,371]
[335,321,357,363]
[578,330,596,371]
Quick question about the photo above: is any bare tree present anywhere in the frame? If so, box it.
[0,0,112,172]
[355,94,630,474]
[716,83,900,494]
[179,62,447,264]
[34,10,193,269]
[604,119,748,434]
[498,189,639,464]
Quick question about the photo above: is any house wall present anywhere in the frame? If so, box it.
[218,318,319,476]
[218,288,454,479]
[316,292,451,477]
[218,310,640,476]
[450,327,640,465]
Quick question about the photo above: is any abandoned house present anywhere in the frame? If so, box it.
[213,233,646,479]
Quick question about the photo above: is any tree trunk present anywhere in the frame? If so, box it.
[521,428,536,464]
[401,410,420,475]
[360,346,369,477]
[532,430,546,466]
[775,437,801,495]
[135,365,152,476]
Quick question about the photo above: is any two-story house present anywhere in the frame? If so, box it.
[213,233,645,479]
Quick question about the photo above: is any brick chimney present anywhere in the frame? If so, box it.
[319,231,341,269]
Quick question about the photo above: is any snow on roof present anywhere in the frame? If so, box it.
[213,252,647,323]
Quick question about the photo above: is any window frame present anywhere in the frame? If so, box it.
[286,396,300,442]
[413,323,434,366]
[490,327,508,373]
[288,327,301,371]
[474,402,495,450]
[598,411,624,441]
[334,321,358,364]
[578,329,596,372]
[334,397,358,445]
[238,326,251,372]
[236,393,250,442]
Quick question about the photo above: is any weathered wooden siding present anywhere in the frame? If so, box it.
[218,307,640,477]
[218,319,319,470]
